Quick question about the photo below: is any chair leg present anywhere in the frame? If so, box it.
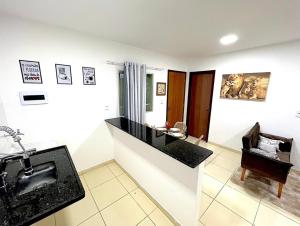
[240,168,246,181]
[278,183,284,198]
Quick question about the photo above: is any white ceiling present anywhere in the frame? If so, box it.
[1,0,300,58]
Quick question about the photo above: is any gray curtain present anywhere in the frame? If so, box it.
[124,62,146,124]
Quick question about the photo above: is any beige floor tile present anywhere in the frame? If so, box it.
[55,192,98,226]
[78,213,105,226]
[131,188,157,214]
[205,164,232,183]
[117,173,138,192]
[91,178,128,210]
[138,217,156,226]
[202,174,224,198]
[101,194,146,226]
[218,150,242,163]
[200,201,251,226]
[255,204,300,226]
[261,199,300,224]
[83,165,115,189]
[149,208,174,226]
[199,192,213,217]
[108,161,124,176]
[212,155,240,172]
[32,215,55,226]
[198,221,204,226]
[216,185,259,222]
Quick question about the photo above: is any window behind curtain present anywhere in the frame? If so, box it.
[119,72,153,116]
[119,72,125,116]
[146,74,153,112]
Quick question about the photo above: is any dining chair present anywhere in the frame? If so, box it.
[174,122,187,134]
[194,135,204,146]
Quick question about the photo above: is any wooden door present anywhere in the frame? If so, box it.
[166,70,186,127]
[187,71,215,141]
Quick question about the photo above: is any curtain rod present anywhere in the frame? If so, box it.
[106,60,164,71]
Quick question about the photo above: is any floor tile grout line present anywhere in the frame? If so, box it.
[115,174,162,223]
[83,166,118,191]
[115,174,150,217]
[81,176,106,226]
[81,174,107,226]
[215,199,254,225]
[148,216,157,226]
[76,212,100,226]
[200,171,229,221]
[252,199,262,226]
[112,162,175,225]
[201,163,254,224]
[203,165,260,225]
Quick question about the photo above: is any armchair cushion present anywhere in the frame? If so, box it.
[260,132,293,152]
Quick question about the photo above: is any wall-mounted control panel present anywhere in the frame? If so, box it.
[19,91,48,105]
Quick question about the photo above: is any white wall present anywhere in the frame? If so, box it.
[0,14,186,171]
[188,41,300,168]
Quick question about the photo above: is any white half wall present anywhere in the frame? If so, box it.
[109,125,202,226]
[187,41,300,168]
[0,13,186,171]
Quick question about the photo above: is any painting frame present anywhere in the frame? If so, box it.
[55,64,72,85]
[220,72,271,101]
[156,82,166,96]
[82,66,96,85]
[19,60,43,84]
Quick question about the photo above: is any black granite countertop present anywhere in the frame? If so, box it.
[0,146,85,226]
[105,117,213,168]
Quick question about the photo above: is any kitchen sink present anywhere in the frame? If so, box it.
[15,161,57,196]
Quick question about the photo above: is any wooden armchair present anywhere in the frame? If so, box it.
[241,122,293,198]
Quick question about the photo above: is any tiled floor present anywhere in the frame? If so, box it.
[186,136,300,226]
[32,139,300,226]
[32,161,174,226]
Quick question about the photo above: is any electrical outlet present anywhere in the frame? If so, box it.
[296,111,300,118]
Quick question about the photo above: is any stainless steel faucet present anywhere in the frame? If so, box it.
[0,126,36,192]
[0,126,29,158]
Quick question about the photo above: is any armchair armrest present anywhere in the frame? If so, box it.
[242,122,260,149]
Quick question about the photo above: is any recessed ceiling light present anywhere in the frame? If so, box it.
[220,34,238,45]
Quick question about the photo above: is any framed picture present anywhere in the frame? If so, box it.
[156,82,166,96]
[55,64,72,85]
[220,72,271,101]
[19,60,42,84]
[82,67,96,85]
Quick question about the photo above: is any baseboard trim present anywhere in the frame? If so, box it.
[78,159,114,175]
